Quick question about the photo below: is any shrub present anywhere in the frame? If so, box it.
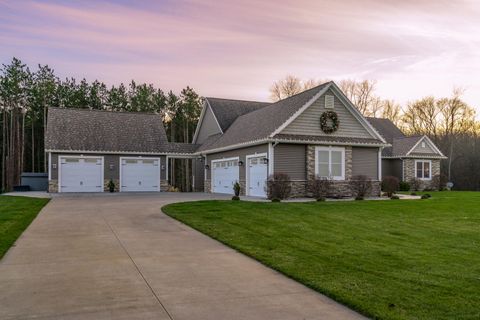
[308,176,332,200]
[316,197,326,202]
[355,196,364,201]
[231,195,240,201]
[233,181,241,197]
[382,176,399,197]
[409,178,422,191]
[390,195,400,200]
[410,192,417,196]
[399,181,410,191]
[421,194,429,199]
[271,198,281,202]
[432,174,447,190]
[350,175,372,199]
[266,173,291,200]
[107,179,115,192]
[424,193,432,198]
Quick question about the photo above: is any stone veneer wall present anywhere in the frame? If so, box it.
[160,180,169,192]
[48,179,58,193]
[403,159,441,190]
[204,179,211,193]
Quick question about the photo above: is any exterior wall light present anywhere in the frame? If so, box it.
[263,158,269,164]
[161,164,165,170]
[238,160,244,166]
[205,164,210,170]
[52,163,57,169]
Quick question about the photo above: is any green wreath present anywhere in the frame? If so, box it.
[320,111,339,134]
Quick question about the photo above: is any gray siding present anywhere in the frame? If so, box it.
[206,144,268,181]
[352,147,379,180]
[274,144,306,180]
[195,106,222,144]
[382,159,403,180]
[192,158,205,191]
[281,89,373,139]
[411,138,436,154]
[50,153,167,180]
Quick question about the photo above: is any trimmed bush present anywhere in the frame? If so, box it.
[421,194,429,199]
[266,173,291,200]
[271,198,281,202]
[350,175,372,199]
[107,179,115,193]
[382,176,399,197]
[316,197,326,202]
[233,181,241,197]
[399,181,410,191]
[410,192,417,196]
[355,196,364,201]
[391,195,400,200]
[231,195,240,201]
[308,176,332,200]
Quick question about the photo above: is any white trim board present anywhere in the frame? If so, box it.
[406,135,446,157]
[414,159,433,180]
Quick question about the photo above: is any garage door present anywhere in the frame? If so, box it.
[247,155,268,197]
[120,158,160,192]
[59,156,103,193]
[212,158,239,194]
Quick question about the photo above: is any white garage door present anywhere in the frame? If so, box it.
[247,155,268,197]
[212,158,239,194]
[59,156,103,193]
[120,158,160,192]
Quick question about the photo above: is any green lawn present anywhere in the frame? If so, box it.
[0,196,49,259]
[163,192,480,320]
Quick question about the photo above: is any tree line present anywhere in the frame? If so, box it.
[0,58,202,192]
[271,75,480,190]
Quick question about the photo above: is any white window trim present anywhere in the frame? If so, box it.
[415,159,432,180]
[245,153,267,196]
[314,146,345,180]
[119,157,161,192]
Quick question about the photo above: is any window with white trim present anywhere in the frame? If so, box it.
[315,146,345,180]
[415,160,431,180]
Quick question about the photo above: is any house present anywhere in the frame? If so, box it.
[367,117,446,189]
[45,81,446,196]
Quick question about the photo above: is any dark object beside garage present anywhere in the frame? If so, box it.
[20,172,48,191]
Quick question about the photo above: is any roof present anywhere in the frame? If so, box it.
[206,98,270,132]
[391,136,423,156]
[198,82,333,152]
[46,107,171,153]
[366,117,404,143]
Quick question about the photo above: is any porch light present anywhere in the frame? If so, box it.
[205,164,210,170]
[263,158,269,165]
[161,164,165,170]
[238,160,244,166]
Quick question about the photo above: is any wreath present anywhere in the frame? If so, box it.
[320,111,339,134]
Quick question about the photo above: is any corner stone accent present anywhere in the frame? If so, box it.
[403,159,441,190]
[48,179,58,193]
[160,180,169,192]
[103,179,120,192]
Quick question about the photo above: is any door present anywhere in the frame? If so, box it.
[212,159,239,194]
[59,156,103,193]
[120,158,160,192]
[247,155,268,197]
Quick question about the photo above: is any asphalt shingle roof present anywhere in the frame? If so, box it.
[46,107,171,153]
[206,98,271,132]
[198,82,334,152]
[366,117,404,143]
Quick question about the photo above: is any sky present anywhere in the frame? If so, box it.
[1,0,479,111]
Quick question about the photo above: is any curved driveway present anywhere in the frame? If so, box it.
[0,193,366,320]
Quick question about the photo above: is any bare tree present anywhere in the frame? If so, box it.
[269,76,328,101]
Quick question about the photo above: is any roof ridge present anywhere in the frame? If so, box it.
[48,106,163,116]
[205,97,270,104]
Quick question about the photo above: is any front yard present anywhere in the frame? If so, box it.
[163,192,480,320]
[0,196,49,259]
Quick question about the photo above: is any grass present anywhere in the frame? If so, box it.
[0,196,49,259]
[163,192,480,320]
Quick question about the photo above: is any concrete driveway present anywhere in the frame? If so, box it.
[0,193,366,320]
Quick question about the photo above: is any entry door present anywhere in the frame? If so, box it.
[212,159,239,194]
[121,158,160,192]
[60,157,103,193]
[248,156,268,197]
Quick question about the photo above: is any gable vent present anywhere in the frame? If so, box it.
[325,95,334,109]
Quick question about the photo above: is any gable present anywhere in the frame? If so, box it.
[280,89,374,139]
[194,104,222,144]
[410,137,437,154]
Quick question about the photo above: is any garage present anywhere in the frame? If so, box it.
[59,156,104,193]
[120,158,160,192]
[212,158,239,194]
[247,154,268,197]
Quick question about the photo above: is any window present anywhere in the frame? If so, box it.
[315,146,345,180]
[415,160,431,180]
